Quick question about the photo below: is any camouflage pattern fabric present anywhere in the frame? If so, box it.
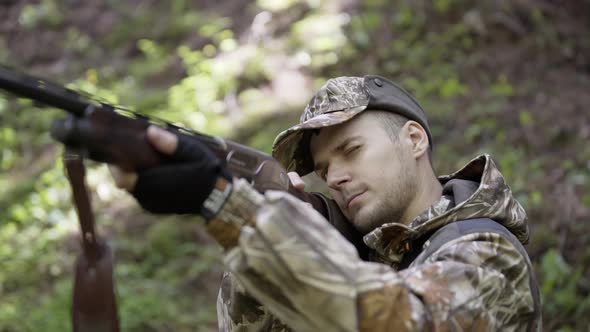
[271,75,431,176]
[272,77,369,174]
[207,155,541,331]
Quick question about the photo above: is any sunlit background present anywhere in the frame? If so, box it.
[0,0,588,331]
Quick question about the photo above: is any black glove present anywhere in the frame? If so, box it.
[131,134,232,215]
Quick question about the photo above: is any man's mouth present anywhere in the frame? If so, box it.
[346,191,366,210]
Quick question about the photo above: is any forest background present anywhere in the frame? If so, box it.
[0,0,588,331]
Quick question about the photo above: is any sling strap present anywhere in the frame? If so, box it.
[64,151,120,332]
[400,218,541,332]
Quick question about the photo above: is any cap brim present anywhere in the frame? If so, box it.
[272,105,367,174]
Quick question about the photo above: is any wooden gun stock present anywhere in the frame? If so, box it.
[50,104,333,213]
[0,65,368,332]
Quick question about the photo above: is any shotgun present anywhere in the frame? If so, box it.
[0,64,366,331]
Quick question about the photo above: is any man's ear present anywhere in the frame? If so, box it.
[405,121,429,159]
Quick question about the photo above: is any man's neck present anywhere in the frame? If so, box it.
[400,172,443,226]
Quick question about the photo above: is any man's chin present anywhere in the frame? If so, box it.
[350,208,390,234]
[350,212,377,234]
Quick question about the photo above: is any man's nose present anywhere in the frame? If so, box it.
[326,166,351,190]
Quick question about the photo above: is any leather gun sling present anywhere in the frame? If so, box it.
[64,153,120,332]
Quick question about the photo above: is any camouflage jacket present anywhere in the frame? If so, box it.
[206,154,541,331]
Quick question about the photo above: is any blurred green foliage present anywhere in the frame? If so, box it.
[0,0,588,331]
[540,249,590,331]
[19,0,63,29]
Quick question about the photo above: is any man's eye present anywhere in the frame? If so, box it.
[345,145,361,156]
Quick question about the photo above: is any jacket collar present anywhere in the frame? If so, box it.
[363,154,528,267]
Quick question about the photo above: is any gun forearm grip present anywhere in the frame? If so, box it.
[287,189,368,259]
[52,109,163,171]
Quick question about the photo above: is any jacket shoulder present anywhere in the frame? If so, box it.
[413,218,542,331]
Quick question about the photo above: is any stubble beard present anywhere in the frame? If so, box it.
[353,158,418,234]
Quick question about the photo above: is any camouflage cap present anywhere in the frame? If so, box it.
[272,75,432,175]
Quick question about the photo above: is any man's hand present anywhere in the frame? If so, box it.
[288,172,306,192]
[110,126,179,191]
[110,126,231,215]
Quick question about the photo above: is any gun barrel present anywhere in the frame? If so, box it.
[0,65,90,116]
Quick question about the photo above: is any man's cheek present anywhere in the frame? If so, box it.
[331,194,346,213]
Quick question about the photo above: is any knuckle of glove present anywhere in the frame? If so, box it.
[172,135,216,162]
[131,158,223,215]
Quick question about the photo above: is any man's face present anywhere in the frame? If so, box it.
[309,112,419,234]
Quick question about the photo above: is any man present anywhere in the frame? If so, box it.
[111,75,541,331]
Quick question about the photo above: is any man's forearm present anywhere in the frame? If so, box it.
[206,179,410,330]
[206,179,535,331]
